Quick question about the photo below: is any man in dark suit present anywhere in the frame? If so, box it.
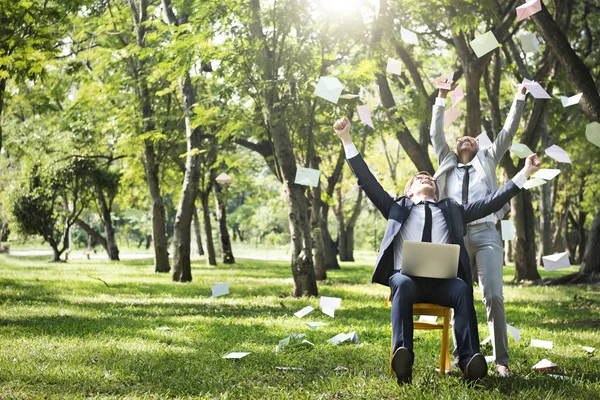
[332,117,540,385]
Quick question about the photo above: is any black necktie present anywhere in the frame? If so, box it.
[460,165,472,204]
[422,202,432,243]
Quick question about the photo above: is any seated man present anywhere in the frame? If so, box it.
[332,117,540,384]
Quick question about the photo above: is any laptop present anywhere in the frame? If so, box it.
[401,242,460,279]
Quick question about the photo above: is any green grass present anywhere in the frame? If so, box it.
[0,254,598,399]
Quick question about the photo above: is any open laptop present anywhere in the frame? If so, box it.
[401,242,460,279]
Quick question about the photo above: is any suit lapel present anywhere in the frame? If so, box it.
[438,201,452,233]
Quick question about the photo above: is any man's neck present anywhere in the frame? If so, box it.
[411,195,435,203]
[457,152,475,164]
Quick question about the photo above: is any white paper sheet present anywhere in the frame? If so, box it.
[470,31,499,58]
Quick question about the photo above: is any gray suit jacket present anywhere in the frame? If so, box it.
[431,97,526,220]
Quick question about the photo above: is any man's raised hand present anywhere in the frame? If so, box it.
[333,117,352,144]
[524,153,541,176]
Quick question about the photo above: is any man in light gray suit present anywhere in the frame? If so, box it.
[431,83,527,377]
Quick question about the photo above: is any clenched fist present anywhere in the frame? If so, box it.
[333,117,352,144]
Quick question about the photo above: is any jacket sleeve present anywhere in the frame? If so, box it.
[346,154,394,219]
[462,180,522,223]
[430,102,450,165]
[486,97,526,165]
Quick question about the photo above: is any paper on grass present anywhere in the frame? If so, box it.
[314,76,343,104]
[418,315,438,323]
[545,145,571,163]
[586,122,600,148]
[560,93,583,108]
[532,359,559,371]
[444,107,462,127]
[520,33,539,53]
[531,339,553,349]
[320,296,342,310]
[542,252,570,271]
[516,0,542,21]
[532,168,561,181]
[501,220,516,241]
[386,58,402,75]
[476,132,492,149]
[401,26,419,45]
[156,326,171,331]
[507,324,521,344]
[328,333,350,345]
[215,173,233,183]
[582,346,595,353]
[322,307,335,318]
[357,104,375,129]
[223,352,250,359]
[523,178,547,190]
[294,166,320,187]
[211,282,229,297]
[522,78,551,99]
[470,31,499,58]
[510,142,534,158]
[548,374,570,380]
[294,306,314,318]
[305,322,328,330]
[451,86,465,107]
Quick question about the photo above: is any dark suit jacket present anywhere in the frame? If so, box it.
[346,154,522,288]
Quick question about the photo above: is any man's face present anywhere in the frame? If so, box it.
[409,174,437,198]
[456,137,479,160]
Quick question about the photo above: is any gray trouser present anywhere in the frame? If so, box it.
[453,221,508,366]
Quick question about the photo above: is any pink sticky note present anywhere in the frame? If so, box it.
[451,86,465,106]
[516,0,542,21]
[444,107,462,127]
[357,104,374,129]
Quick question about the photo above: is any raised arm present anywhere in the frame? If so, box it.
[333,117,395,219]
[431,88,451,163]
[486,84,527,165]
[463,153,541,222]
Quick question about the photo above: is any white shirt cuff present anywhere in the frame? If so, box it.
[511,171,528,189]
[435,97,447,107]
[344,142,359,159]
[516,93,526,101]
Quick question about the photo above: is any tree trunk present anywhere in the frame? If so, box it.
[310,158,326,280]
[530,3,600,123]
[95,188,119,261]
[172,75,201,282]
[213,183,235,264]
[75,219,108,254]
[579,208,600,275]
[512,191,541,281]
[200,190,217,266]
[539,123,552,263]
[320,149,344,271]
[193,208,205,255]
[0,77,5,152]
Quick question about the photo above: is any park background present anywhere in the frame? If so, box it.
[0,0,599,398]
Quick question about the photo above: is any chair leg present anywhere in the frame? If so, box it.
[440,307,451,375]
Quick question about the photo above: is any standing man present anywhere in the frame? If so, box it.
[333,116,540,385]
[431,83,528,377]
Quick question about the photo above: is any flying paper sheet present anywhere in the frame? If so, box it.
[560,93,583,107]
[542,252,570,271]
[357,104,375,129]
[531,339,553,349]
[211,282,229,297]
[401,26,419,45]
[582,346,595,353]
[418,315,438,323]
[470,31,499,58]
[531,359,559,371]
[519,33,539,53]
[523,178,547,190]
[516,0,542,21]
[501,220,516,241]
[294,306,314,318]
[222,352,250,359]
[444,107,462,127]
[545,145,571,163]
[476,132,492,149]
[320,296,342,310]
[510,142,534,158]
[387,58,402,75]
[532,168,561,181]
[585,122,600,148]
[294,166,320,187]
[215,173,233,183]
[305,322,328,330]
[451,86,465,107]
[522,78,551,99]
[434,74,453,90]
[360,85,381,108]
[507,324,521,344]
[314,76,343,104]
[339,94,360,100]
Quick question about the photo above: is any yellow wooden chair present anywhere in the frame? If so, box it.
[385,293,452,375]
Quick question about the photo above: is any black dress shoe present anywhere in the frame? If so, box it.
[391,347,413,385]
[462,353,488,382]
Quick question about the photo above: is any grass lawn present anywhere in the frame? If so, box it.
[0,253,598,399]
